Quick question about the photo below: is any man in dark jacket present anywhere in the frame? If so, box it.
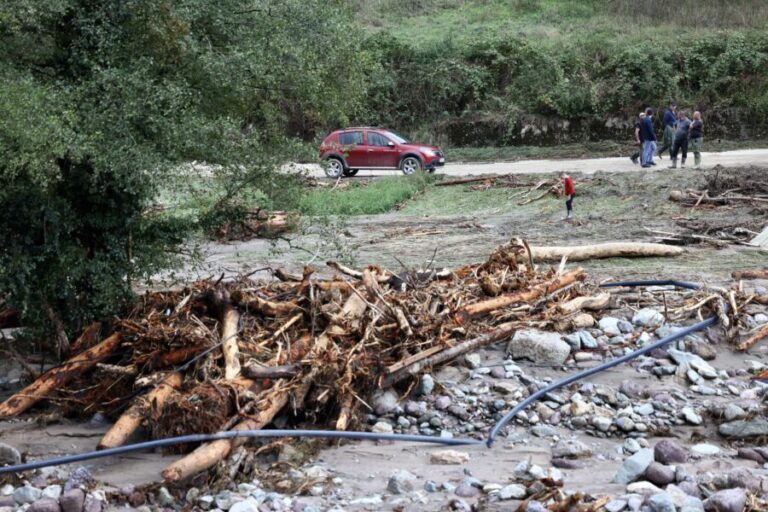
[657,102,677,158]
[641,108,657,168]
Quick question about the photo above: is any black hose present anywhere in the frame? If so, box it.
[0,430,482,475]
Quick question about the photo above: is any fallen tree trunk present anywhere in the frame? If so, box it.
[97,372,181,450]
[732,269,768,280]
[231,291,300,317]
[382,321,518,387]
[455,268,586,323]
[0,333,122,418]
[670,190,768,205]
[527,243,684,262]
[736,323,768,352]
[558,293,611,315]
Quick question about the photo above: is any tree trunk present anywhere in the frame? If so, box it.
[558,293,611,315]
[526,243,684,262]
[97,372,181,450]
[732,269,768,280]
[0,333,121,418]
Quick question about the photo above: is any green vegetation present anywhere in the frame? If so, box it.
[0,0,368,344]
[300,172,435,215]
[353,0,768,146]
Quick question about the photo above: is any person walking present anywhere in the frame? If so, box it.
[690,111,704,168]
[630,112,645,164]
[657,102,677,158]
[641,107,657,168]
[561,172,575,221]
[669,110,691,169]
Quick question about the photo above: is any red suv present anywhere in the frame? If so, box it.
[319,127,445,178]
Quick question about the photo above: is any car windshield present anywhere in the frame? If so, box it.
[383,130,409,144]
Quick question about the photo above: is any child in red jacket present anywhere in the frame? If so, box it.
[561,172,575,220]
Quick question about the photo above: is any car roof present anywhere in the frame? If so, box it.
[334,127,389,131]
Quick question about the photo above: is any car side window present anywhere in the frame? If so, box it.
[339,131,363,145]
[367,132,390,147]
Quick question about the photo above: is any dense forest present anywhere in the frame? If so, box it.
[2,0,767,346]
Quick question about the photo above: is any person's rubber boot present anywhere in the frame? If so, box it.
[565,211,573,222]
[669,158,677,169]
[630,155,638,164]
[695,155,701,168]
[681,158,686,169]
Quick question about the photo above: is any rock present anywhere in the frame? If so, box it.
[387,470,417,494]
[635,403,654,416]
[28,498,61,512]
[626,481,662,495]
[579,331,598,348]
[490,367,506,379]
[230,500,260,512]
[599,317,621,336]
[507,329,571,366]
[493,381,519,395]
[572,314,595,329]
[649,493,676,512]
[667,349,717,379]
[736,447,765,464]
[0,485,12,496]
[620,380,647,399]
[616,417,635,432]
[688,340,717,361]
[624,438,641,454]
[723,404,746,422]
[64,467,93,492]
[14,486,43,505]
[618,319,634,333]
[718,419,768,439]
[681,407,703,425]
[449,498,472,512]
[464,353,481,369]
[654,440,688,464]
[703,488,747,512]
[526,501,547,512]
[645,463,676,486]
[373,390,399,415]
[404,400,427,417]
[499,484,526,500]
[156,487,175,507]
[605,499,628,512]
[430,450,470,465]
[42,486,62,501]
[592,416,612,432]
[614,448,655,485]
[570,399,590,416]
[371,421,393,434]
[214,490,236,510]
[552,439,592,459]
[0,443,21,466]
[681,497,705,512]
[60,489,86,512]
[454,484,480,498]
[530,425,557,438]
[633,309,664,327]
[418,374,435,395]
[434,395,451,410]
[551,458,585,469]
[691,444,720,456]
[424,480,439,492]
[564,333,581,350]
[726,468,760,492]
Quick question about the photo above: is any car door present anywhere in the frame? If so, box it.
[338,130,367,168]
[366,131,399,168]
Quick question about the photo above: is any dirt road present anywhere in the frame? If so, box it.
[301,148,768,178]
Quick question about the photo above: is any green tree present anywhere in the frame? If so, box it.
[0,0,369,354]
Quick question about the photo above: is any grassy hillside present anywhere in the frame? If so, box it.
[351,0,768,146]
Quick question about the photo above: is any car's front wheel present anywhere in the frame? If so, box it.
[324,157,344,179]
[400,156,422,175]
[343,169,359,177]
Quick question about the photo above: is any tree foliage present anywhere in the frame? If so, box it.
[0,0,368,347]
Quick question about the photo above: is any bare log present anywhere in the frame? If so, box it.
[221,306,241,380]
[327,261,391,283]
[526,243,683,262]
[732,269,768,280]
[97,372,182,450]
[231,291,300,317]
[0,333,121,418]
[736,323,768,352]
[558,293,611,315]
[435,176,496,187]
[455,268,586,323]
[382,322,518,387]
[335,393,354,431]
[241,364,299,379]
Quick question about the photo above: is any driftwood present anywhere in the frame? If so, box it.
[526,243,684,262]
[455,269,587,323]
[241,364,299,379]
[382,321,518,387]
[736,323,768,352]
[436,176,496,187]
[558,293,611,315]
[733,269,768,280]
[670,190,768,205]
[97,372,182,450]
[0,333,122,418]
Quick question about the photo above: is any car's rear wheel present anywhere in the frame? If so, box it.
[428,168,436,174]
[324,157,344,179]
[343,169,359,177]
[400,156,421,175]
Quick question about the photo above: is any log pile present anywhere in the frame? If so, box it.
[0,241,763,481]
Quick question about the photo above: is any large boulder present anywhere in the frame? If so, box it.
[718,419,768,439]
[614,448,654,485]
[704,489,747,512]
[507,329,570,366]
